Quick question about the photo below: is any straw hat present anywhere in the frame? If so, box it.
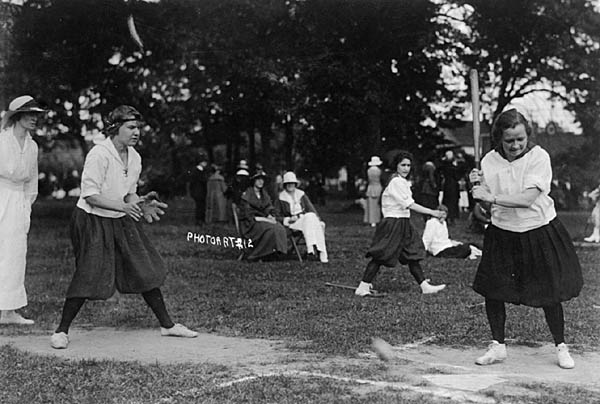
[282,171,299,184]
[368,156,383,166]
[236,168,249,176]
[2,95,45,129]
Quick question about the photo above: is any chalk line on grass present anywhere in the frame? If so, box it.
[217,370,497,403]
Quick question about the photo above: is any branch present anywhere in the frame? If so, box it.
[512,87,570,103]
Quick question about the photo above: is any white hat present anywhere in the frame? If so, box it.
[368,156,383,166]
[282,171,299,184]
[236,168,249,176]
[237,159,250,170]
[2,95,45,129]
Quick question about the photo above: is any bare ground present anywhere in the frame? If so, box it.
[1,328,599,403]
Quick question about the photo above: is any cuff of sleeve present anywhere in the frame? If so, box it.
[524,175,548,193]
[80,189,100,198]
[401,197,415,209]
[283,217,291,226]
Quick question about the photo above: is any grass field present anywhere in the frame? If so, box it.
[1,196,599,403]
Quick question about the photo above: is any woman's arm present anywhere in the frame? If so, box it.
[85,194,143,221]
[409,202,444,218]
[24,144,39,205]
[472,186,541,208]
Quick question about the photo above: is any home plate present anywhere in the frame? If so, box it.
[423,374,506,392]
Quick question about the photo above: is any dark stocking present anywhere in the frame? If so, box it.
[542,303,565,345]
[408,260,425,285]
[142,288,175,329]
[55,297,86,334]
[362,260,380,283]
[485,299,506,343]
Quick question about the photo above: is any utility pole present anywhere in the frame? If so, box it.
[0,0,21,111]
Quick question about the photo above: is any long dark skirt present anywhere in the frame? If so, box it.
[366,217,425,267]
[243,221,288,260]
[473,218,583,307]
[66,208,167,300]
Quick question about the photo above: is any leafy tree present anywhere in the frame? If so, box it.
[455,0,600,132]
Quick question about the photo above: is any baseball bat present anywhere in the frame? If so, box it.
[469,69,481,169]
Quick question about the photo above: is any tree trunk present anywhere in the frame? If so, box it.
[260,124,273,174]
[365,104,382,157]
[284,120,294,170]
[247,130,255,170]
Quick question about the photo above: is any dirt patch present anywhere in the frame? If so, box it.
[1,328,599,401]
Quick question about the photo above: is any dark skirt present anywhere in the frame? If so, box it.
[436,243,472,259]
[473,218,583,307]
[66,208,167,300]
[366,217,425,267]
[242,221,288,261]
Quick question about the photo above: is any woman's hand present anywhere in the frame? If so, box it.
[469,169,482,184]
[122,201,143,221]
[472,186,494,203]
[430,209,445,219]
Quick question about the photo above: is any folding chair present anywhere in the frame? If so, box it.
[231,202,245,261]
[288,228,304,262]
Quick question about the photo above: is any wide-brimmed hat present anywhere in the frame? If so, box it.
[368,156,383,166]
[236,168,249,176]
[251,170,267,180]
[282,171,299,185]
[2,95,45,129]
[237,159,250,170]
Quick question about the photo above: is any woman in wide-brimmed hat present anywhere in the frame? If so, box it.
[50,105,197,349]
[238,170,288,261]
[275,171,328,262]
[0,96,45,325]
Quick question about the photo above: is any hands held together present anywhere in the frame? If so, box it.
[469,169,495,203]
[124,192,169,223]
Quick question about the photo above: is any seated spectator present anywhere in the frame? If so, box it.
[226,166,250,205]
[238,170,288,261]
[275,171,328,263]
[422,205,482,260]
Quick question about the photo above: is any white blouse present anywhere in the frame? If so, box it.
[481,145,556,232]
[0,127,38,204]
[76,137,141,218]
[422,218,454,255]
[381,175,414,218]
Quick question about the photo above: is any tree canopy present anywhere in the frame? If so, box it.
[2,0,599,193]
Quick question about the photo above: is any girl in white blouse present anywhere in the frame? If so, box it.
[355,151,446,297]
[51,105,197,349]
[471,108,582,369]
[0,96,44,325]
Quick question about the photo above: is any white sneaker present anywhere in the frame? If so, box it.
[319,251,329,263]
[584,233,600,243]
[355,281,374,296]
[0,311,34,325]
[50,332,69,349]
[469,246,482,260]
[420,279,446,294]
[475,340,507,365]
[556,343,575,369]
[161,323,198,338]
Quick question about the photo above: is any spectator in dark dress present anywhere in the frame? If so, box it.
[439,150,464,224]
[187,155,208,225]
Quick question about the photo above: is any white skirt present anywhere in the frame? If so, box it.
[289,212,327,253]
[0,181,30,309]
